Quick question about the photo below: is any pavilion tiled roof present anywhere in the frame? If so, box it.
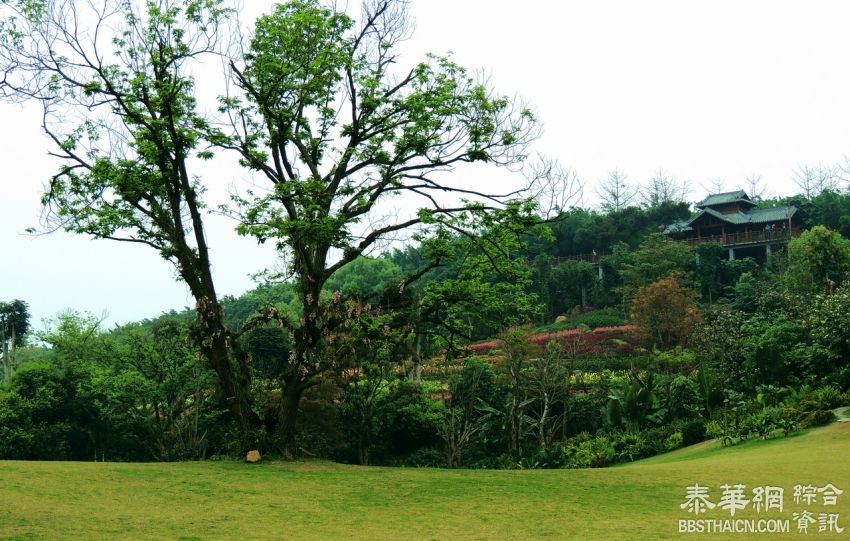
[689,206,797,226]
[695,190,754,209]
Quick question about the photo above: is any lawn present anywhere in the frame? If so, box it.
[1,423,848,540]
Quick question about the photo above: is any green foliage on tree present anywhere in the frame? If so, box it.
[693,307,752,391]
[0,300,30,382]
[494,326,538,460]
[0,0,265,446]
[5,2,850,465]
[615,234,694,307]
[733,271,778,313]
[804,287,850,387]
[694,243,757,303]
[605,371,666,434]
[324,256,403,302]
[743,316,806,388]
[630,273,702,350]
[785,225,850,296]
[532,257,596,320]
[0,362,75,459]
[0,0,542,453]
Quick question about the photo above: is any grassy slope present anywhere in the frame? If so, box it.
[1,424,849,540]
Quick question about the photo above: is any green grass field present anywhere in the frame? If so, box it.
[1,423,849,540]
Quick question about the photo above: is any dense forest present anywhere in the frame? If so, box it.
[3,185,850,468]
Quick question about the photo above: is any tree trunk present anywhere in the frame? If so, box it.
[193,297,261,452]
[509,366,522,460]
[8,326,15,378]
[2,331,9,383]
[275,377,305,458]
[358,422,370,466]
[538,391,550,449]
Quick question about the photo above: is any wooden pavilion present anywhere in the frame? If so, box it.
[665,190,802,259]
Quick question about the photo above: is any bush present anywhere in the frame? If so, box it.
[667,375,701,420]
[566,393,603,435]
[571,310,627,329]
[778,407,799,436]
[652,349,697,374]
[538,309,626,333]
[0,363,75,460]
[748,408,783,440]
[402,447,446,468]
[681,420,707,446]
[562,433,615,468]
[705,420,732,447]
[665,431,683,450]
[799,410,836,428]
[641,426,678,454]
[615,432,653,462]
[491,453,521,470]
[813,385,845,410]
[521,447,568,469]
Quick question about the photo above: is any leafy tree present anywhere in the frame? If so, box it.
[630,273,702,350]
[693,307,752,391]
[695,244,757,303]
[616,234,694,308]
[338,367,391,466]
[785,226,850,296]
[0,0,265,446]
[605,371,665,433]
[543,209,595,255]
[807,189,850,238]
[531,256,596,321]
[222,283,299,330]
[37,311,224,460]
[0,300,29,382]
[525,341,570,450]
[747,317,805,387]
[372,379,442,463]
[733,272,772,313]
[0,362,74,459]
[324,257,403,302]
[113,318,225,460]
[0,0,540,453]
[494,326,538,460]
[806,286,850,386]
[665,375,701,421]
[225,0,541,451]
[0,310,227,461]
[437,358,498,468]
[643,200,692,232]
[694,243,727,302]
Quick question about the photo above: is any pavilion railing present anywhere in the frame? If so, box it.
[550,227,803,266]
[681,227,802,248]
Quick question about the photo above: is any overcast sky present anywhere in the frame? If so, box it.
[3,0,850,329]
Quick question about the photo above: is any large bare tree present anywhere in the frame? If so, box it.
[640,168,690,208]
[596,168,635,212]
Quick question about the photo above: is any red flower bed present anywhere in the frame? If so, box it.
[468,325,638,353]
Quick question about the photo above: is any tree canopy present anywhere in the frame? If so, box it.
[0,0,542,452]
